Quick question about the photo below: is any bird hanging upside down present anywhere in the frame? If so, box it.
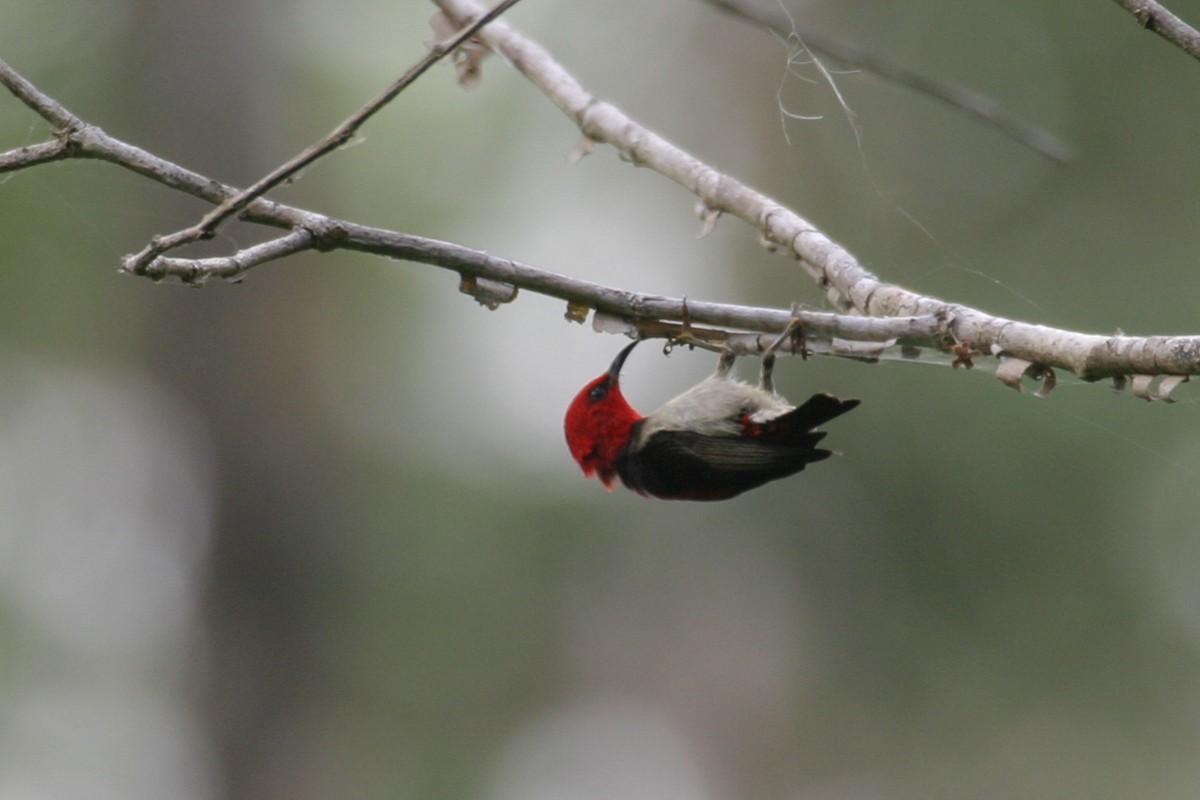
[563,335,860,500]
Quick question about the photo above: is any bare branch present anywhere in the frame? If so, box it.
[2,12,1199,397]
[698,0,1072,164]
[139,216,944,356]
[428,0,1200,385]
[1110,0,1200,61]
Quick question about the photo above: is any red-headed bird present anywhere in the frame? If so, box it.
[564,339,859,500]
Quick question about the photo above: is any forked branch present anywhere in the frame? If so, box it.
[0,54,932,360]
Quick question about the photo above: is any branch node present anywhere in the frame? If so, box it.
[576,100,612,146]
[306,220,349,252]
[58,122,90,156]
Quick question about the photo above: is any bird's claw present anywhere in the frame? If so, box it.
[760,306,807,392]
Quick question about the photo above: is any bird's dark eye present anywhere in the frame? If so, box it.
[588,382,609,403]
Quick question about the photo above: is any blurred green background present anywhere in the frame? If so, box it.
[3,1,1200,798]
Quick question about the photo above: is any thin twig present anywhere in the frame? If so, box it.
[699,0,1072,164]
[0,58,78,129]
[1110,0,1200,61]
[145,230,318,285]
[121,0,526,275]
[0,139,67,171]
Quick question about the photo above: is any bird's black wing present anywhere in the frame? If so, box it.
[616,393,860,501]
[616,426,830,500]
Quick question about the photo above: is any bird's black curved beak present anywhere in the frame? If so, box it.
[607,339,640,381]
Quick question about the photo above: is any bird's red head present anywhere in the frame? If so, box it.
[563,340,644,489]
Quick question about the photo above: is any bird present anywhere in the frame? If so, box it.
[563,335,859,500]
